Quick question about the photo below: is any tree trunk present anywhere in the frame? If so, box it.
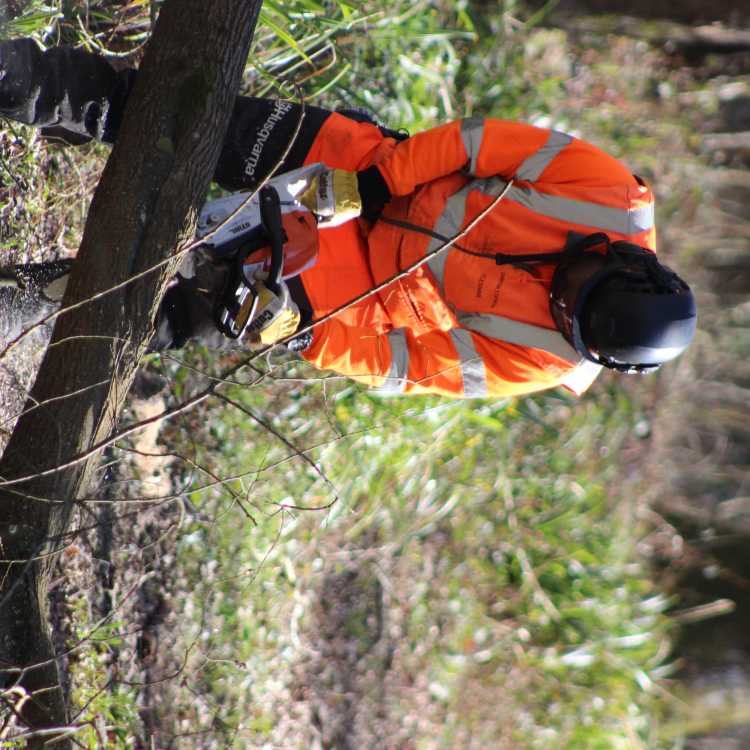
[0,1,263,746]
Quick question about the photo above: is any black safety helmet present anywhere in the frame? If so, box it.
[549,233,697,373]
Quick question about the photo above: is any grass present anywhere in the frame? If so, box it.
[148,361,677,748]
[1,0,728,747]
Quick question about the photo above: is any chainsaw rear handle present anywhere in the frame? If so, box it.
[259,186,285,295]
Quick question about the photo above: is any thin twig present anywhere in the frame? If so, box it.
[0,572,153,681]
[214,392,338,511]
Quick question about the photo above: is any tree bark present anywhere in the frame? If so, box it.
[0,1,263,746]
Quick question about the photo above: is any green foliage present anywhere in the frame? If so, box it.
[66,592,140,749]
[161,362,676,748]
[0,2,62,38]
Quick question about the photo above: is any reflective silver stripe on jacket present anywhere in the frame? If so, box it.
[425,176,654,291]
[506,183,654,235]
[450,328,488,397]
[515,130,573,181]
[426,184,471,287]
[461,117,485,175]
[425,178,511,287]
[457,312,581,363]
[457,312,603,391]
[460,122,574,182]
[376,328,410,394]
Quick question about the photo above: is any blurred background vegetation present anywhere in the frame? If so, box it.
[1,0,749,748]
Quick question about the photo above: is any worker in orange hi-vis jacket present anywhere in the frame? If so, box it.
[1,38,697,399]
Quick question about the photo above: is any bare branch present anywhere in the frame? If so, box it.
[214,392,339,511]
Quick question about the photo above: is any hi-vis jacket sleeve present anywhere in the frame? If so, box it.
[372,118,639,196]
[374,120,551,195]
[302,319,564,398]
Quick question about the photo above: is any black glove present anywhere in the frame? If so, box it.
[357,166,392,222]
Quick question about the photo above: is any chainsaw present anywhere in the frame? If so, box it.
[0,163,332,343]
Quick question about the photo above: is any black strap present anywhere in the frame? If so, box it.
[337,107,409,142]
[357,166,393,222]
[378,215,566,275]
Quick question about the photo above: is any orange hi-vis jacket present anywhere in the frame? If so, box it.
[297,115,657,399]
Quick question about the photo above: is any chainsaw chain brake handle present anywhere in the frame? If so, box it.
[216,186,286,339]
[258,186,285,295]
